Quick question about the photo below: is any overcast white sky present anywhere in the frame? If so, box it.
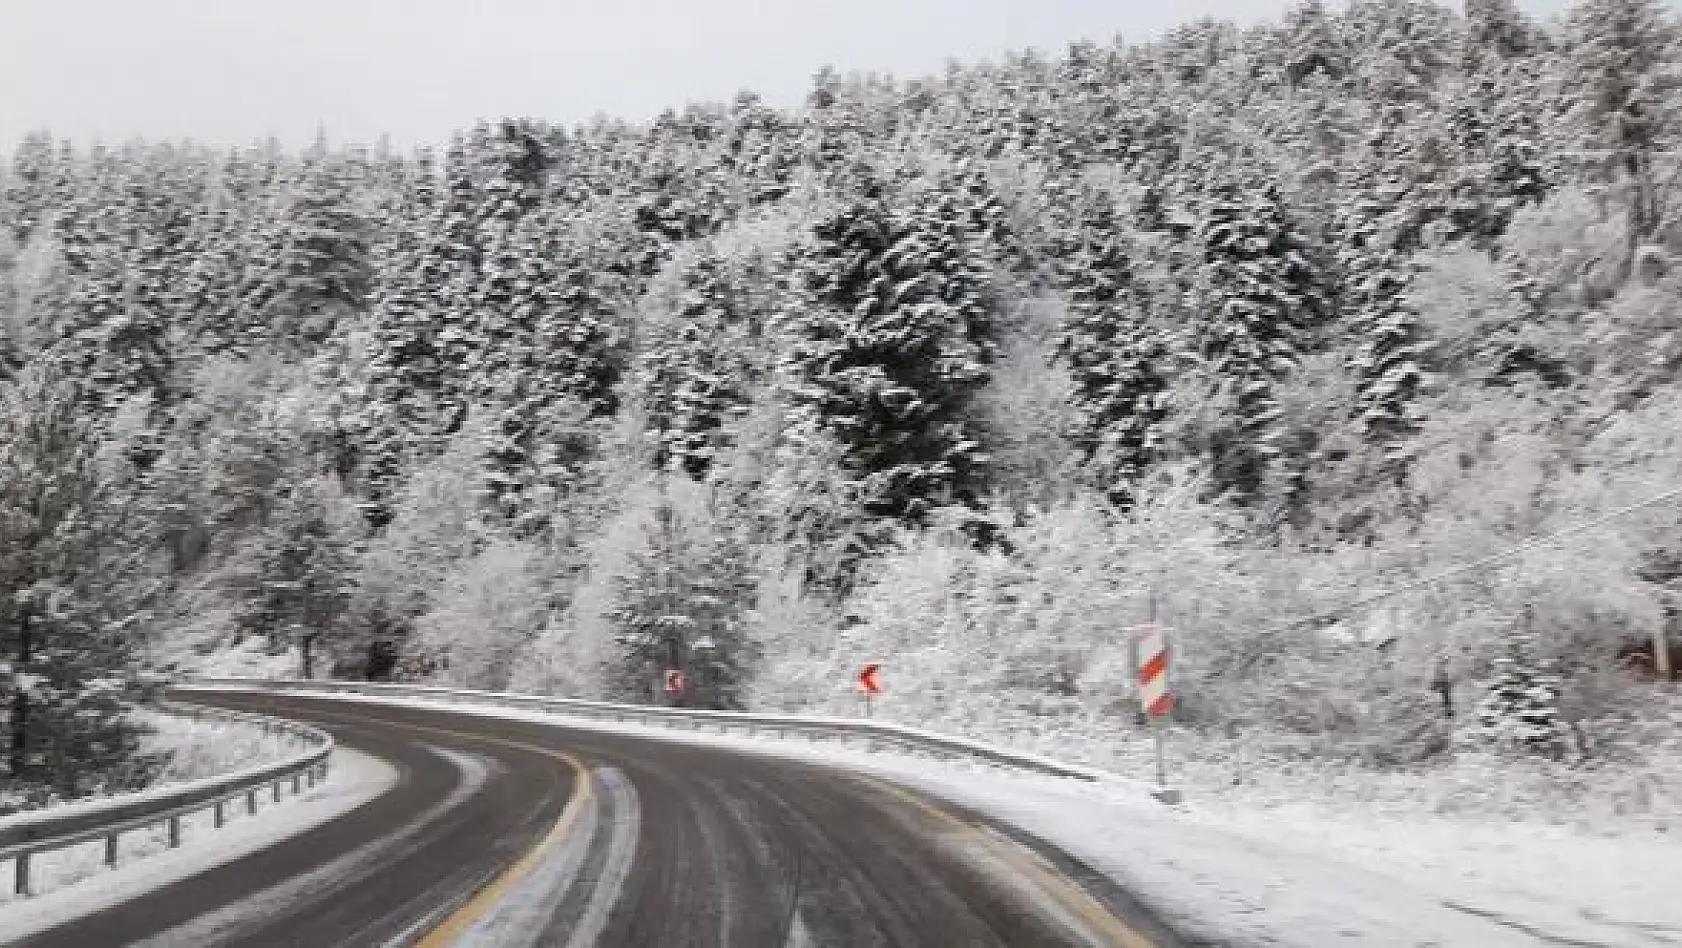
[0,0,1591,151]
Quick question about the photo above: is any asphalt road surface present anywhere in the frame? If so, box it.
[14,691,1186,948]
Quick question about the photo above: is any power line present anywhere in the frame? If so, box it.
[1255,483,1682,641]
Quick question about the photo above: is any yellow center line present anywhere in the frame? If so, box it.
[251,706,595,948]
[856,774,1157,948]
[201,699,1147,946]
[345,721,593,948]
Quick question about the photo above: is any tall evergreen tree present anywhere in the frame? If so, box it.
[248,159,370,347]
[606,492,758,709]
[1466,0,1540,60]
[1199,184,1325,507]
[1346,243,1430,469]
[2,133,72,246]
[0,370,157,811]
[1564,0,1678,245]
[473,214,619,537]
[362,237,449,528]
[643,253,757,479]
[230,478,360,679]
[782,188,996,524]
[1057,196,1169,507]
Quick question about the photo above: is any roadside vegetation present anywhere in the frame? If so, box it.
[2,0,1678,817]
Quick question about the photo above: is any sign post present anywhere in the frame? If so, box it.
[857,662,882,717]
[1132,622,1181,804]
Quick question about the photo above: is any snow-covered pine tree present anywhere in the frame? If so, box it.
[1420,68,1552,247]
[1563,0,1679,246]
[781,187,996,525]
[1344,237,1430,471]
[467,183,534,389]
[634,147,730,247]
[469,119,549,222]
[642,252,755,479]
[941,161,1019,272]
[231,477,360,680]
[1284,0,1350,87]
[250,158,370,348]
[19,158,176,418]
[1466,0,1540,60]
[362,225,448,529]
[605,491,758,709]
[471,212,618,538]
[726,90,799,206]
[1199,183,1325,507]
[432,140,486,381]
[165,150,272,360]
[2,133,73,247]
[1473,636,1569,759]
[49,220,146,412]
[0,369,158,812]
[1057,195,1169,507]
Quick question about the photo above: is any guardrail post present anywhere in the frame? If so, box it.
[247,789,258,814]
[272,780,282,803]
[214,800,226,829]
[15,853,30,896]
[168,815,181,848]
[292,773,302,794]
[105,833,119,867]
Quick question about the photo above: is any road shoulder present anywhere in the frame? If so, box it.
[0,746,397,944]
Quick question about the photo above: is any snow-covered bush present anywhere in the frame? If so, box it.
[413,540,551,692]
[1470,639,1569,758]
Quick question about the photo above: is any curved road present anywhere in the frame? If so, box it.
[16,691,1185,948]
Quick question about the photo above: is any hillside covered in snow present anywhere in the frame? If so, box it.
[1,0,1678,821]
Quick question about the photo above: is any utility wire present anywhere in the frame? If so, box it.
[1253,484,1682,641]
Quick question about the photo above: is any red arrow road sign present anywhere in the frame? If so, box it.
[663,669,687,694]
[857,662,882,695]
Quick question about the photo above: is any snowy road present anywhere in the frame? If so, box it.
[12,692,1183,947]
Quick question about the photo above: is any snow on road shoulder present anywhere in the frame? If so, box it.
[840,751,1682,947]
[867,767,1674,948]
[258,690,1682,947]
[0,746,397,943]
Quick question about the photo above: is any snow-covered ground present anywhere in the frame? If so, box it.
[893,765,1682,947]
[0,745,396,943]
[771,687,1682,834]
[138,705,310,783]
[167,636,302,681]
[250,689,1682,947]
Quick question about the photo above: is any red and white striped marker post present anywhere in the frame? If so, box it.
[1135,625,1172,719]
[1132,624,1180,802]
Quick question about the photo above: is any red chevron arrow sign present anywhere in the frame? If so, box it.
[857,662,882,695]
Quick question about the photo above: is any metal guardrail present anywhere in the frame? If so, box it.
[176,678,1105,783]
[0,700,333,897]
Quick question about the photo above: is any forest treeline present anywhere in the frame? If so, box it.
[3,0,1680,809]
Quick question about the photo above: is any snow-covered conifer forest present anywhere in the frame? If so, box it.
[3,0,1680,816]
